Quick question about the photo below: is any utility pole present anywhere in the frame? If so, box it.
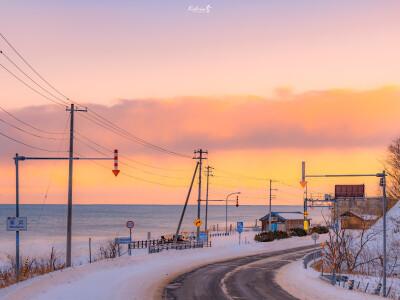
[194,149,207,241]
[66,104,87,267]
[269,180,277,232]
[15,153,20,281]
[381,170,387,297]
[205,165,213,231]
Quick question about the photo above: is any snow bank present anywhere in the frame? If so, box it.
[276,259,381,300]
[0,232,327,300]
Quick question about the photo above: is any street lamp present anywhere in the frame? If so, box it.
[226,192,241,234]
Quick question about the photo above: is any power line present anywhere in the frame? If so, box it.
[0,106,65,135]
[1,50,69,105]
[0,32,69,100]
[0,62,65,107]
[74,131,191,172]
[0,131,66,152]
[73,151,190,188]
[73,136,186,180]
[0,116,67,140]
[0,32,192,159]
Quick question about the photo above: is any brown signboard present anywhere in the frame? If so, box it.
[335,184,365,198]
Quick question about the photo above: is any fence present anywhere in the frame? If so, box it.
[303,250,322,269]
[323,275,398,298]
[303,250,398,298]
[209,232,236,238]
[130,239,164,249]
[148,241,204,254]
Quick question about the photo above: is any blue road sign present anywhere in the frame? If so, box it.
[6,217,27,231]
[115,237,131,244]
[237,222,243,234]
[334,223,338,230]
[199,232,208,244]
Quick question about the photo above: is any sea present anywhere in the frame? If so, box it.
[0,204,328,242]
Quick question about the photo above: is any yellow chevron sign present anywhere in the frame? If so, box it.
[194,219,202,227]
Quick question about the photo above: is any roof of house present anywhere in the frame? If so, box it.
[340,211,378,221]
[260,211,305,221]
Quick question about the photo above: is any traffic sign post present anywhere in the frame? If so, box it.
[126,221,134,256]
[311,233,319,263]
[237,222,243,245]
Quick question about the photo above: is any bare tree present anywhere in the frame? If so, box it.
[384,137,400,209]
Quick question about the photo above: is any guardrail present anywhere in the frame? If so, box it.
[148,241,204,254]
[303,250,322,269]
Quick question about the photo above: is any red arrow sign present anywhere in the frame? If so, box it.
[112,170,120,176]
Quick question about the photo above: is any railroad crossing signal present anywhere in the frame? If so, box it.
[303,211,309,217]
[194,219,202,227]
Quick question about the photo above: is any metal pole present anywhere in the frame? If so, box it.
[205,166,210,231]
[382,170,387,297]
[89,238,92,263]
[66,104,74,267]
[269,179,272,232]
[226,194,228,234]
[129,228,132,256]
[174,162,199,244]
[197,150,203,241]
[15,153,20,282]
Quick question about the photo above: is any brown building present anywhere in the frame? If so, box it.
[340,211,378,230]
[259,212,308,231]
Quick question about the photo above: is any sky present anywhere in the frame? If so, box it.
[0,0,399,206]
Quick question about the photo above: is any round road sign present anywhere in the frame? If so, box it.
[126,221,134,229]
[311,232,319,241]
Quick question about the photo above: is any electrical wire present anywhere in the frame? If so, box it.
[0,32,192,159]
[73,136,186,180]
[0,131,66,152]
[0,116,67,140]
[0,106,65,135]
[0,32,69,101]
[74,131,192,172]
[0,62,65,107]
[1,50,69,105]
[25,115,70,264]
[73,151,191,188]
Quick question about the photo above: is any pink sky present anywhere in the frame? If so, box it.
[0,1,399,205]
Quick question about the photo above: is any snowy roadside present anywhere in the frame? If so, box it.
[0,232,327,300]
[275,259,382,300]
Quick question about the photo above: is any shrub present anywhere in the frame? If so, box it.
[310,226,329,234]
[98,239,118,259]
[254,231,289,242]
[290,228,307,236]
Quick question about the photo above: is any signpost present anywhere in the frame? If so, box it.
[194,219,202,227]
[126,221,134,255]
[237,221,243,245]
[311,232,319,263]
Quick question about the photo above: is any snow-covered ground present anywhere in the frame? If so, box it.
[276,259,382,300]
[0,232,327,300]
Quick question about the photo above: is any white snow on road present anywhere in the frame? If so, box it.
[0,232,327,300]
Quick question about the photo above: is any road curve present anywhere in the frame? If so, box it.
[162,244,316,300]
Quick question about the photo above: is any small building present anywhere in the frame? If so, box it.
[340,211,378,230]
[259,212,308,231]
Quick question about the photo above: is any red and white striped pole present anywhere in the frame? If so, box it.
[112,149,120,177]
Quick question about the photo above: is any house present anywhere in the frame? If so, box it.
[259,212,308,231]
[340,211,378,230]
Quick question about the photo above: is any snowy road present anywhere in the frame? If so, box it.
[162,244,316,300]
